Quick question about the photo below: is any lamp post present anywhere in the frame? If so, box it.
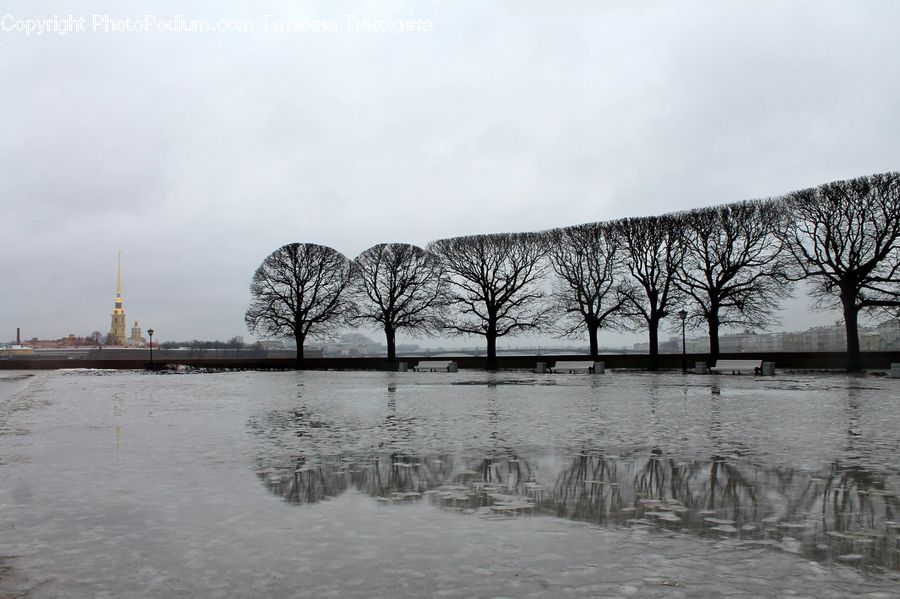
[147,328,154,370]
[678,310,687,373]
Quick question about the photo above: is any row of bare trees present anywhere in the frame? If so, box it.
[245,172,900,371]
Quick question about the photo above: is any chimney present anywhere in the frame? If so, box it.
[17,327,20,344]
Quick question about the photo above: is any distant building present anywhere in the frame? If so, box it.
[684,336,710,353]
[18,335,93,349]
[754,332,783,352]
[879,319,900,350]
[0,345,33,357]
[310,333,386,357]
[660,321,891,354]
[128,321,146,347]
[259,339,284,350]
[719,331,759,353]
[860,331,880,351]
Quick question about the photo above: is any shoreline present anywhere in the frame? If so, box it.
[2,351,899,372]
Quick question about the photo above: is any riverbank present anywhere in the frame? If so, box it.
[1,351,899,371]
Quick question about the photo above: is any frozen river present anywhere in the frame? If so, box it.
[1,368,898,598]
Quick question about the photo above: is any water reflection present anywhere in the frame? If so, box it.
[247,375,900,573]
[252,442,899,571]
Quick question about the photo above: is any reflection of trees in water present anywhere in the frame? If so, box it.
[823,463,899,532]
[354,453,455,499]
[690,457,758,520]
[253,444,899,570]
[803,385,900,569]
[539,448,899,571]
[547,451,623,522]
[264,455,351,505]
[473,453,532,488]
[249,403,346,504]
[631,450,756,514]
[376,390,420,452]
[545,449,760,530]
[753,461,900,570]
[257,452,535,508]
[248,381,899,571]
[826,387,900,531]
[446,453,538,500]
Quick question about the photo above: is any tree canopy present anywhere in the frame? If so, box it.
[350,243,448,362]
[613,214,686,370]
[781,172,900,371]
[245,242,353,366]
[677,199,792,363]
[428,232,550,368]
[544,222,628,359]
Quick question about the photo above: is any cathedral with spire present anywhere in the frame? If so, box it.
[108,252,146,347]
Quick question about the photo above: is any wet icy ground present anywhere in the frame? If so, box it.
[0,368,898,598]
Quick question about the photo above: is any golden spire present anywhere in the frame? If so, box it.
[114,251,123,312]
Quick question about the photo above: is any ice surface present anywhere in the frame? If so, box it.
[0,369,898,597]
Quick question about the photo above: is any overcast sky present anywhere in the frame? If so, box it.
[2,1,899,348]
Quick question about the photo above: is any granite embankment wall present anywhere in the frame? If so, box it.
[2,352,899,371]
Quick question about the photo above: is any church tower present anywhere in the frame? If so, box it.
[108,252,127,346]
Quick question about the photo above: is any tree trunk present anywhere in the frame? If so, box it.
[385,326,396,363]
[841,291,861,372]
[588,324,599,360]
[707,459,720,509]
[294,331,306,369]
[486,320,498,371]
[648,320,659,371]
[708,312,720,366]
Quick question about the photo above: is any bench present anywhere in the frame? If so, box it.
[550,360,598,373]
[709,359,763,374]
[413,360,457,372]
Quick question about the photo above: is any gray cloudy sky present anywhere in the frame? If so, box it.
[2,1,899,347]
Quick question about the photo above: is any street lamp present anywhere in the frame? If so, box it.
[678,310,687,373]
[147,328,154,370]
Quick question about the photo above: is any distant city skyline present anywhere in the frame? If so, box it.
[3,295,861,352]
[2,2,898,344]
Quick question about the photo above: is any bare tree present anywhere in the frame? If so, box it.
[612,214,686,370]
[245,242,353,367]
[226,335,246,350]
[544,222,628,359]
[780,172,900,371]
[428,232,550,369]
[677,200,793,364]
[350,243,448,362]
